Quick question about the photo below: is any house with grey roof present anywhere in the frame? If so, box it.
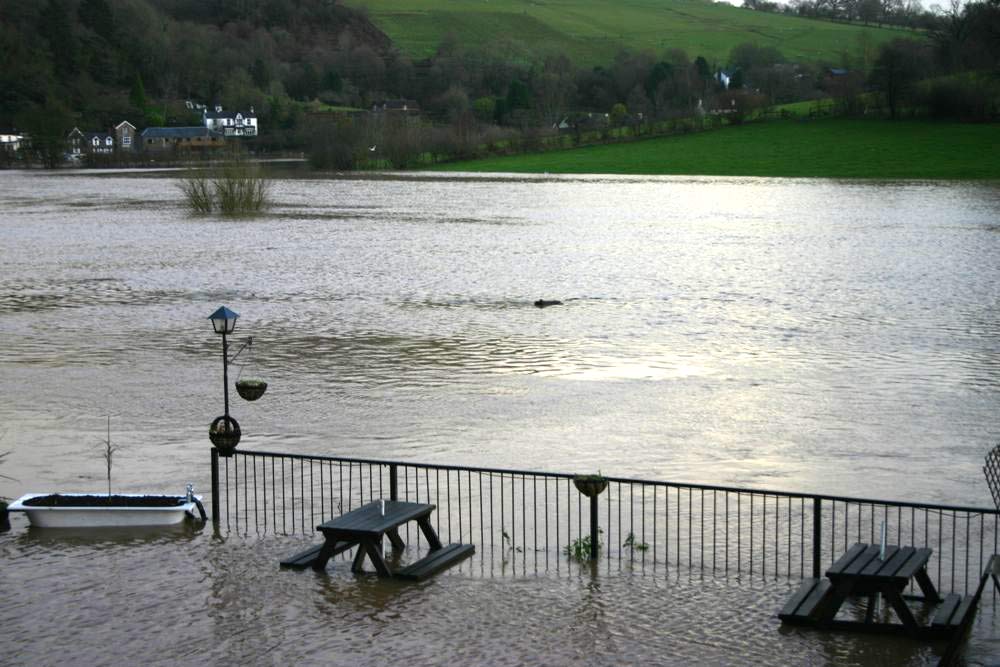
[140,126,226,151]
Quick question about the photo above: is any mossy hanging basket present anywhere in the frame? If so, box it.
[573,475,608,498]
[235,379,268,401]
[209,415,241,456]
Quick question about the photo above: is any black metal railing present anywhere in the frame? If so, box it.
[211,449,998,598]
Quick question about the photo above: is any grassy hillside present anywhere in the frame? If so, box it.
[431,119,1000,179]
[344,0,912,65]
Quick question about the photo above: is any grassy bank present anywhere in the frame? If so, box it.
[432,119,1000,179]
[345,0,907,65]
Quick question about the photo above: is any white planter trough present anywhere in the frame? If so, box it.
[7,492,204,528]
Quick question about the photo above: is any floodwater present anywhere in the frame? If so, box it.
[2,516,998,666]
[2,169,1000,665]
[2,169,999,505]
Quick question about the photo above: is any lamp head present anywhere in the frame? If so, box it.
[208,306,239,335]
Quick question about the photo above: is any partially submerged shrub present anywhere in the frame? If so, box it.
[178,171,214,213]
[179,159,271,216]
[213,161,270,215]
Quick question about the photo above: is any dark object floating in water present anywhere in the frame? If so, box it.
[534,299,563,308]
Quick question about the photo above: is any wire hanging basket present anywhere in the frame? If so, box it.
[235,338,268,401]
[236,379,267,401]
[573,474,608,498]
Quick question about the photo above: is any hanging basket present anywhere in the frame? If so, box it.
[236,379,268,401]
[573,475,608,498]
[209,415,241,456]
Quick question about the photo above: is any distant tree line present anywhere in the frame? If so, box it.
[1,0,997,170]
[744,0,944,31]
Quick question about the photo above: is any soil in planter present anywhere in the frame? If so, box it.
[23,494,186,508]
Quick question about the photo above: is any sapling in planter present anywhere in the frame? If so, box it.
[4,417,204,526]
[99,415,118,496]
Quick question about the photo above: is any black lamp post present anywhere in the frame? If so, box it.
[208,306,241,456]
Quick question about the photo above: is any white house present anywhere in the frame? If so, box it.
[203,105,258,138]
[84,132,115,154]
[0,131,25,151]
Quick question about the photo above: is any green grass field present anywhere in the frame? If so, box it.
[431,119,1000,179]
[345,0,912,65]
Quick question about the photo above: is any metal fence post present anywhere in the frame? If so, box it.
[812,497,822,579]
[389,464,398,501]
[590,494,600,561]
[211,448,220,524]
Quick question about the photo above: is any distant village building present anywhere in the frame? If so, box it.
[141,126,226,151]
[114,121,136,151]
[1,131,26,152]
[66,127,85,157]
[66,121,137,158]
[203,105,258,137]
[85,132,115,154]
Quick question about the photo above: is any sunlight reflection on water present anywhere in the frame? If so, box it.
[1,170,999,509]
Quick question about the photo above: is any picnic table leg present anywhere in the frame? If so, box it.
[363,539,393,577]
[351,541,368,573]
[312,539,340,572]
[386,527,405,552]
[884,588,920,635]
[864,594,877,623]
[815,579,853,624]
[417,516,443,551]
[913,568,941,603]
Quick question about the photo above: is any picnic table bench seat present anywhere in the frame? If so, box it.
[396,543,475,581]
[930,593,975,630]
[279,540,357,570]
[778,578,834,624]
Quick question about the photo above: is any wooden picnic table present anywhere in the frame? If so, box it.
[819,543,941,632]
[779,542,978,639]
[299,500,473,580]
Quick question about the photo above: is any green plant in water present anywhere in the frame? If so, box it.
[179,154,271,216]
[178,170,214,213]
[564,528,603,561]
[213,160,270,215]
[623,531,649,552]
